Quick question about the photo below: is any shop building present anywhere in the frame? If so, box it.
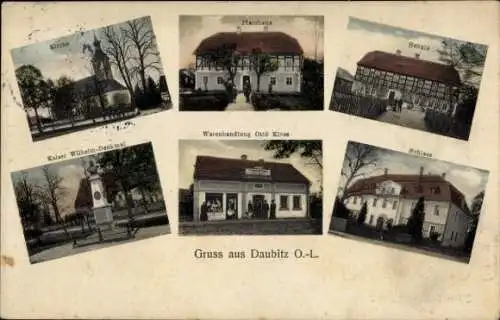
[343,166,472,247]
[192,154,311,221]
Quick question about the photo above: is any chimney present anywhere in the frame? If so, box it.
[240,154,247,160]
[384,168,388,176]
[396,49,401,55]
[441,172,446,179]
[415,53,420,59]
[419,166,424,176]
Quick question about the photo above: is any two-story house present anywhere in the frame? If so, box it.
[192,154,311,221]
[193,31,304,93]
[343,166,471,247]
[351,50,462,114]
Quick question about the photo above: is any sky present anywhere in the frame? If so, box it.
[179,15,324,69]
[11,16,163,117]
[179,140,323,193]
[337,141,489,207]
[338,17,487,85]
[11,156,92,217]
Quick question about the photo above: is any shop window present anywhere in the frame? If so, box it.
[286,77,293,86]
[279,195,289,210]
[205,193,224,220]
[292,196,302,210]
[430,225,436,234]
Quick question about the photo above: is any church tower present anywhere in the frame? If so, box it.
[91,34,113,81]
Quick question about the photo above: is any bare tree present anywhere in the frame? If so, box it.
[41,166,70,239]
[340,142,378,201]
[122,17,161,92]
[102,25,135,100]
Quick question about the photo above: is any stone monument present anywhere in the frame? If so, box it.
[87,161,114,239]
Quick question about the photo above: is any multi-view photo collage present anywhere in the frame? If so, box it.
[8,14,491,266]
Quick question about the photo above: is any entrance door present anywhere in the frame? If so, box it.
[252,195,265,219]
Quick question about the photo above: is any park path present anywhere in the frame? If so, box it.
[377,108,427,131]
[225,93,255,111]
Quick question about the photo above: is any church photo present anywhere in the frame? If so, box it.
[179,15,324,111]
[11,16,172,142]
[329,17,488,141]
[10,142,170,264]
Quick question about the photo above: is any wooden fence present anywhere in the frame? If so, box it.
[329,91,387,119]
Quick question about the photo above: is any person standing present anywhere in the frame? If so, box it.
[243,79,252,103]
[264,200,270,219]
[200,201,208,222]
[247,200,254,218]
[270,200,277,220]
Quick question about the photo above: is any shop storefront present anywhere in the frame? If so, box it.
[192,155,311,222]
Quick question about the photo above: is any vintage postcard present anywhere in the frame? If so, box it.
[10,16,172,142]
[329,17,488,141]
[329,141,489,264]
[10,142,170,264]
[179,15,324,111]
[179,139,322,235]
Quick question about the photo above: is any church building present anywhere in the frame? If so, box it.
[350,50,462,114]
[342,166,472,248]
[53,35,131,119]
[192,155,311,222]
[193,29,304,93]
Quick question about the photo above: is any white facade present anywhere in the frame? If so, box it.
[344,179,469,247]
[194,54,302,93]
[193,179,309,221]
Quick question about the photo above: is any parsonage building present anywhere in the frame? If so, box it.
[343,166,472,248]
[350,50,462,115]
[192,155,311,222]
[193,30,304,93]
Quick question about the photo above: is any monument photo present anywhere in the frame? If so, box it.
[178,139,323,235]
[329,17,488,141]
[179,15,324,111]
[11,16,172,142]
[329,141,489,263]
[10,142,170,264]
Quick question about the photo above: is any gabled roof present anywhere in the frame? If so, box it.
[194,32,304,55]
[346,173,470,214]
[357,50,462,86]
[336,67,355,82]
[193,155,310,184]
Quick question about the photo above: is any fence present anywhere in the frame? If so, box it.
[329,91,387,119]
[29,105,138,134]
